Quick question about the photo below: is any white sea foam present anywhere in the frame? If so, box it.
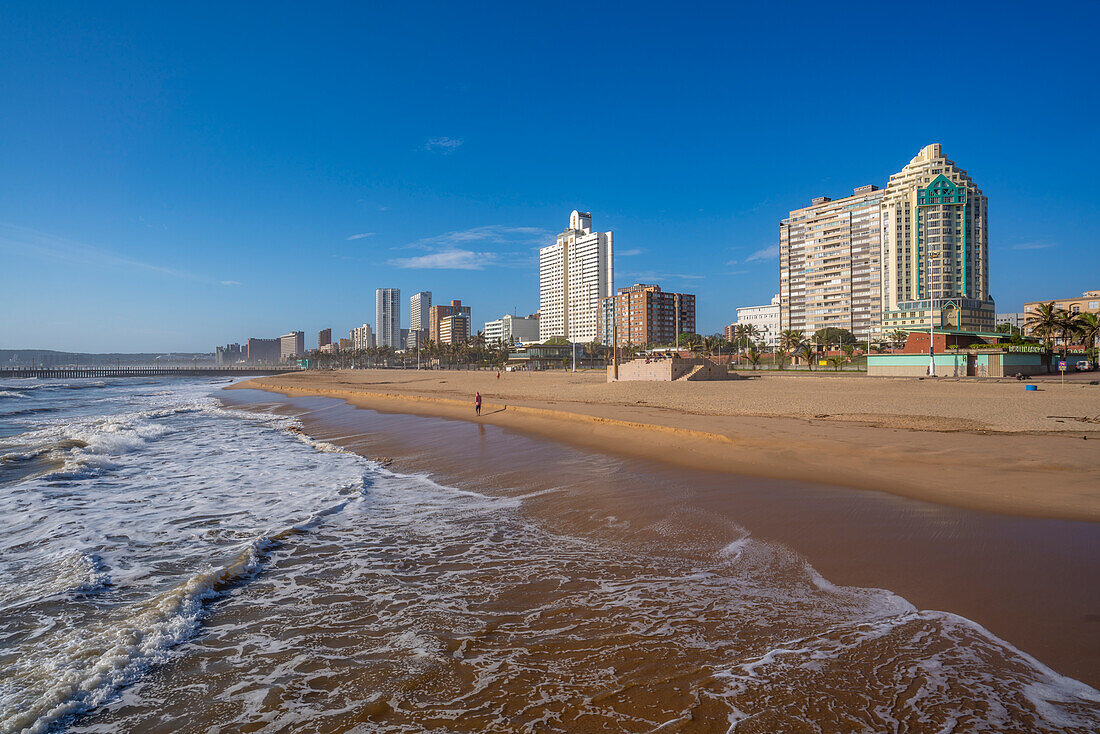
[0,378,381,733]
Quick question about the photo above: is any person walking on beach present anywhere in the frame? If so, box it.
[474,391,482,416]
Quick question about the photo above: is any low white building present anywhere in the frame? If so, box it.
[996,312,1026,330]
[484,314,540,345]
[735,295,780,347]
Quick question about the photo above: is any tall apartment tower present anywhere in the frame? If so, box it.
[539,210,614,342]
[375,288,401,348]
[779,185,884,339]
[317,328,332,349]
[880,144,993,333]
[601,284,695,347]
[280,331,305,361]
[408,291,431,351]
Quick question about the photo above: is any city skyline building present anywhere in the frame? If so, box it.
[245,337,281,363]
[215,343,242,365]
[318,328,331,349]
[484,313,540,345]
[880,144,994,333]
[279,331,304,361]
[601,283,695,347]
[409,291,432,352]
[429,299,471,344]
[437,315,470,346]
[996,312,1027,331]
[375,288,401,348]
[779,185,884,340]
[539,210,614,343]
[351,323,374,351]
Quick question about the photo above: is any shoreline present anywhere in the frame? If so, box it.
[229,371,1100,523]
[218,385,1100,690]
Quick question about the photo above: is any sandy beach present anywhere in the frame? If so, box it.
[232,369,1100,522]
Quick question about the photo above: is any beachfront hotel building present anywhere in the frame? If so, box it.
[317,328,331,349]
[729,294,780,347]
[778,144,994,339]
[1023,290,1100,342]
[245,337,281,363]
[539,210,614,343]
[484,313,540,345]
[879,144,994,333]
[600,283,695,347]
[279,331,305,361]
[779,185,884,340]
[375,288,401,348]
[1024,290,1100,320]
[351,323,374,350]
[408,291,431,351]
[428,299,472,345]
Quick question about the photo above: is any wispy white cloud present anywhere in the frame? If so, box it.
[1011,242,1056,250]
[0,222,216,283]
[346,232,375,240]
[404,225,547,249]
[390,225,549,270]
[424,136,464,153]
[745,244,780,262]
[620,271,706,281]
[391,249,494,270]
[726,259,739,266]
[220,280,242,286]
[617,248,644,257]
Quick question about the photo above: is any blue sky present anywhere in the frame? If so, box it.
[1,2,1097,352]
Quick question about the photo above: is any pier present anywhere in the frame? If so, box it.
[0,366,303,379]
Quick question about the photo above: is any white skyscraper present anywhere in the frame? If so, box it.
[410,291,431,332]
[539,210,614,343]
[375,288,401,348]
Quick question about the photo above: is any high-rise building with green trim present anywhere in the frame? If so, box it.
[880,144,994,333]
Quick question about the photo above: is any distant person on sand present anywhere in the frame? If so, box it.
[474,391,482,416]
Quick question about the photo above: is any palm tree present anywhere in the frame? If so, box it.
[827,356,846,372]
[744,348,762,370]
[778,329,804,368]
[1076,313,1100,357]
[888,329,909,350]
[1058,310,1084,347]
[794,342,815,370]
[1026,302,1060,348]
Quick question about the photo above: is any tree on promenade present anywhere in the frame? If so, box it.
[744,347,762,370]
[887,330,909,350]
[1026,303,1060,348]
[1076,313,1099,357]
[812,327,856,350]
[778,329,804,368]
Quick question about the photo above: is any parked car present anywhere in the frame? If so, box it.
[1076,360,1093,371]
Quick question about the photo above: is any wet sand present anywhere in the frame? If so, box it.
[232,370,1100,522]
[222,388,1100,691]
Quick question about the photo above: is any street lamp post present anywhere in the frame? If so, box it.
[928,242,936,377]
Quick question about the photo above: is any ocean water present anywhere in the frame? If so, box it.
[0,378,1097,733]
